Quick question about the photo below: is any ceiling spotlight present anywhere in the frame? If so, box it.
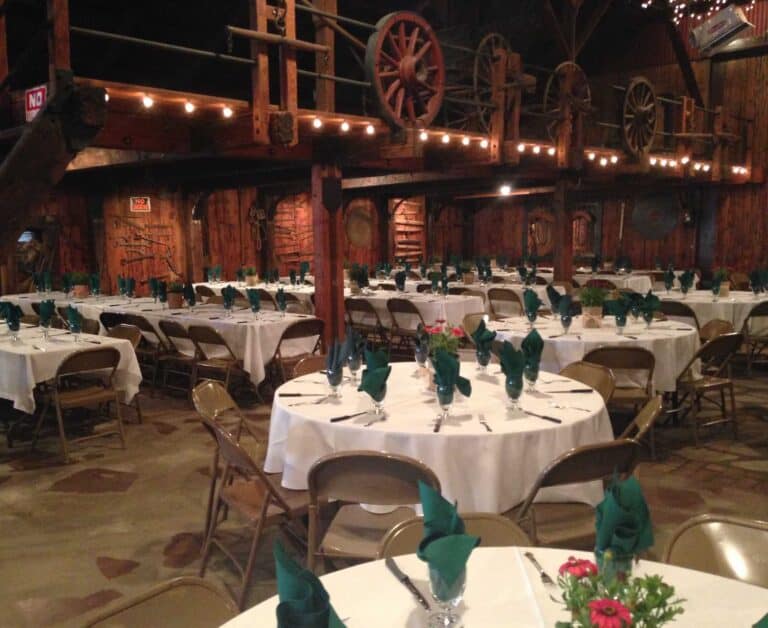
[142,95,154,109]
[312,117,323,129]
[599,157,608,167]
[340,120,350,133]
[365,124,375,135]
[461,136,470,146]
[517,143,526,153]
[222,106,233,118]
[610,155,619,164]
[649,157,658,166]
[547,147,556,156]
[441,134,450,144]
[184,101,195,114]
[419,130,429,142]
[499,184,512,196]
[681,156,690,165]
[104,91,110,102]
[480,138,489,149]
[587,152,596,161]
[532,145,541,154]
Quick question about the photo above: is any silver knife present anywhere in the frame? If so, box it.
[385,557,430,610]
[524,551,555,585]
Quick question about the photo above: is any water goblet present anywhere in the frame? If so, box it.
[475,348,491,373]
[642,310,654,330]
[629,304,640,324]
[326,368,343,398]
[615,313,627,336]
[712,284,721,303]
[525,309,537,330]
[428,567,466,628]
[505,375,523,412]
[370,385,387,417]
[680,285,689,299]
[435,383,454,425]
[523,364,539,392]
[347,352,361,384]
[560,313,572,335]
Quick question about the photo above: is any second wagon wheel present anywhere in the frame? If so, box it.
[542,61,591,116]
[622,76,658,159]
[365,11,446,129]
[473,32,512,133]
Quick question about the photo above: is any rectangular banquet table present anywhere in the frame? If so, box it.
[192,281,314,310]
[0,326,142,414]
[573,271,653,294]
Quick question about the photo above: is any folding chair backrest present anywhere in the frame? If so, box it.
[258,289,278,310]
[293,355,327,378]
[620,395,663,442]
[462,313,486,337]
[100,311,126,331]
[308,450,440,506]
[695,332,743,374]
[107,324,142,349]
[487,288,522,317]
[464,289,486,304]
[559,361,615,403]
[700,318,735,342]
[387,298,425,331]
[448,287,468,295]
[660,301,700,329]
[192,380,239,420]
[123,314,168,351]
[158,319,195,355]
[21,314,39,326]
[188,325,237,361]
[744,301,768,334]
[583,347,655,392]
[345,298,383,328]
[586,278,617,290]
[195,285,216,299]
[416,283,433,293]
[81,318,100,335]
[57,347,120,379]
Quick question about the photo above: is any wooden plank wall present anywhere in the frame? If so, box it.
[39,191,94,273]
[273,192,313,275]
[431,205,464,261]
[205,187,262,278]
[343,198,382,267]
[472,200,527,261]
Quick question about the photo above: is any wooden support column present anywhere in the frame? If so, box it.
[552,180,574,282]
[47,0,70,92]
[488,45,507,164]
[278,0,299,145]
[0,6,9,125]
[313,0,336,111]
[249,0,270,145]
[312,163,345,346]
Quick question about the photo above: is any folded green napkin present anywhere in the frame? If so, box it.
[432,348,472,397]
[761,269,768,292]
[276,287,287,311]
[496,255,508,269]
[0,302,9,320]
[753,613,768,628]
[546,284,562,312]
[521,329,543,369]
[222,285,237,309]
[148,277,159,299]
[3,303,21,331]
[272,269,280,283]
[342,326,365,362]
[640,291,660,314]
[274,542,344,628]
[664,268,675,289]
[441,275,449,295]
[157,281,168,303]
[679,270,694,291]
[557,294,573,317]
[246,288,260,311]
[440,262,447,277]
[394,271,406,291]
[62,273,72,294]
[290,269,297,286]
[750,270,762,292]
[591,255,602,273]
[38,300,55,327]
[126,277,136,296]
[67,305,82,333]
[604,297,630,317]
[496,340,525,381]
[595,476,654,558]
[117,275,126,295]
[358,349,391,401]
[183,283,196,307]
[236,267,245,282]
[517,266,528,283]
[383,262,392,275]
[523,288,543,316]
[417,481,479,588]
[300,261,310,284]
[470,320,496,352]
[420,263,428,277]
[404,261,412,273]
[214,265,223,281]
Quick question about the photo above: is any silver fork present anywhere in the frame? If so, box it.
[524,551,560,603]
[289,395,328,407]
[548,402,590,412]
[478,413,492,432]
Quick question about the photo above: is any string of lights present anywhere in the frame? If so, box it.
[639,0,757,25]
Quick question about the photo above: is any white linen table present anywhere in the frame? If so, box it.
[222,546,768,628]
[192,282,315,310]
[264,363,613,512]
[345,291,484,328]
[660,290,768,331]
[0,326,142,414]
[573,272,653,294]
[492,315,700,393]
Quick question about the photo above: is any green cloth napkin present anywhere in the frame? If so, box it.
[432,348,472,397]
[753,613,768,628]
[236,267,245,282]
[546,284,562,312]
[300,261,310,284]
[664,268,675,289]
[272,269,280,283]
[604,297,630,317]
[126,277,136,296]
[750,270,762,291]
[276,287,287,311]
[523,289,543,316]
[274,542,344,628]
[394,271,406,291]
[183,283,196,307]
[521,329,543,369]
[3,303,21,331]
[441,275,449,295]
[290,269,297,286]
[117,275,126,295]
[517,266,528,283]
[591,255,602,273]
[221,285,236,309]
[148,277,159,298]
[358,349,391,401]
[62,273,72,294]
[246,288,260,312]
[405,261,412,273]
[679,270,694,291]
[496,340,525,381]
[157,281,168,303]
[595,476,654,557]
[470,320,496,352]
[420,263,428,277]
[496,255,508,269]
[557,294,573,317]
[38,300,55,327]
[89,273,100,293]
[67,305,82,333]
[417,481,479,588]
[640,291,660,314]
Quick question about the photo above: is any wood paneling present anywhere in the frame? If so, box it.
[431,204,464,262]
[390,197,425,262]
[472,200,526,261]
[343,197,381,267]
[273,192,313,275]
[205,187,262,277]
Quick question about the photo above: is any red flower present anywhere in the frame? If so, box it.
[588,599,632,628]
[558,556,598,579]
[435,319,446,325]
[451,327,465,338]
[429,326,443,335]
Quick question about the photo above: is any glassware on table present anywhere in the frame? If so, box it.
[347,352,362,383]
[428,566,466,628]
[642,310,654,329]
[615,313,627,335]
[712,284,721,302]
[525,309,537,330]
[664,281,673,295]
[415,344,429,369]
[7,320,20,343]
[251,303,260,319]
[436,383,454,424]
[369,385,387,417]
[629,304,640,323]
[326,368,343,398]
[752,284,761,300]
[523,364,539,392]
[595,549,633,584]
[475,348,491,372]
[41,322,50,343]
[70,321,82,343]
[505,375,523,411]
[680,284,689,299]
[560,313,572,335]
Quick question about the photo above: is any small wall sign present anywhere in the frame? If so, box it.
[24,85,48,122]
[129,196,151,212]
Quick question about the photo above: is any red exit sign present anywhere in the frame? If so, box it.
[129,196,151,212]
[24,85,47,122]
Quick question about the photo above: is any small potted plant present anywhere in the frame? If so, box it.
[245,267,259,287]
[167,281,184,309]
[713,267,729,297]
[70,271,91,298]
[579,286,606,328]
[460,262,475,285]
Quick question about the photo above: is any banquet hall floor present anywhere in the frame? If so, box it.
[0,369,767,627]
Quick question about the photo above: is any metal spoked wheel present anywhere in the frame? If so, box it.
[473,32,512,134]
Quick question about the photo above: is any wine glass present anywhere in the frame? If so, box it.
[664,281,673,295]
[40,320,51,343]
[250,302,260,319]
[326,368,343,398]
[524,364,539,392]
[415,343,429,369]
[428,566,466,628]
[642,310,654,330]
[560,313,572,335]
[712,283,721,303]
[347,352,361,384]
[615,313,627,335]
[505,375,523,412]
[475,348,491,373]
[370,385,387,417]
[436,383,454,425]
[525,308,537,330]
[7,319,20,343]
[680,284,689,299]
[629,304,640,324]
[70,319,82,343]
[224,300,233,318]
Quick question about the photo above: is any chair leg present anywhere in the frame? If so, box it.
[133,394,143,424]
[689,396,699,447]
[199,496,223,577]
[203,450,219,539]
[238,516,267,610]
[729,382,738,439]
[113,393,126,449]
[54,404,70,463]
[31,399,51,449]
[649,424,656,460]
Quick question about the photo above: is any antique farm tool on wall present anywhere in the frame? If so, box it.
[542,61,591,120]
[620,77,658,159]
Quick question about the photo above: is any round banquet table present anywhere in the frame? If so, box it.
[192,281,315,309]
[660,289,768,331]
[221,546,768,628]
[492,315,699,393]
[264,363,613,513]
[343,290,484,328]
[573,271,653,294]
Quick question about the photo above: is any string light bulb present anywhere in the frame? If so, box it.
[694,162,702,171]
[499,184,512,196]
[184,101,195,114]
[600,157,608,167]
[681,156,690,165]
[587,152,596,161]
[419,130,429,142]
[547,147,556,156]
[365,124,375,136]
[461,136,470,146]
[312,117,323,129]
[222,106,233,118]
[517,143,526,153]
[480,138,489,149]
[702,164,711,172]
[441,134,450,144]
[104,91,110,102]
[142,95,154,109]
[649,157,658,166]
[610,155,619,164]
[532,145,541,154]
[340,120,350,133]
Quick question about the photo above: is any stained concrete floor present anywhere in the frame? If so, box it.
[0,366,766,627]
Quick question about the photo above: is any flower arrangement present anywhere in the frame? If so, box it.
[424,320,464,356]
[713,267,729,283]
[555,555,685,628]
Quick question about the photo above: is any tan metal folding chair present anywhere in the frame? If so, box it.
[487,288,523,319]
[742,301,768,375]
[559,361,616,404]
[195,285,216,301]
[123,313,168,392]
[345,297,388,348]
[583,347,655,412]
[188,325,247,394]
[293,355,327,378]
[619,395,663,459]
[106,324,144,423]
[660,300,700,331]
[387,298,425,354]
[700,318,734,343]
[157,320,199,397]
[267,318,324,385]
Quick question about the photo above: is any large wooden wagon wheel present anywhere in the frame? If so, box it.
[542,61,591,117]
[365,12,445,129]
[622,76,657,158]
[473,32,512,133]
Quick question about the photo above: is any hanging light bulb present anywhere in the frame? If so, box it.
[480,138,490,149]
[517,143,526,153]
[587,152,596,161]
[340,120,350,133]
[547,147,556,156]
[461,136,470,146]
[184,101,195,114]
[142,95,154,109]
[365,124,375,136]
[499,184,512,196]
[419,130,429,142]
[441,134,450,144]
[610,155,619,164]
[312,117,323,129]
[222,106,233,118]
[532,145,541,154]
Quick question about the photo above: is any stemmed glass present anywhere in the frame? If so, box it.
[525,308,537,330]
[347,352,362,384]
[428,567,466,628]
[615,312,627,336]
[40,319,51,343]
[7,318,20,343]
[435,383,453,427]
[224,300,233,318]
[370,385,387,417]
[560,313,572,335]
[326,368,343,398]
[642,310,654,330]
[523,363,539,392]
[278,300,287,319]
[70,318,82,343]
[680,284,690,299]
[475,347,491,373]
[752,283,761,300]
[505,375,523,412]
[712,283,721,303]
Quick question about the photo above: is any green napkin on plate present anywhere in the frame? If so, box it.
[432,348,472,397]
[417,481,479,588]
[523,289,543,317]
[67,305,82,333]
[496,340,525,381]
[595,475,654,558]
[38,300,55,327]
[358,349,391,401]
[183,283,196,307]
[521,329,543,369]
[470,319,496,352]
[246,288,260,312]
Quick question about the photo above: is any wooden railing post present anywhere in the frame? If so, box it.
[313,0,336,112]
[278,0,299,146]
[249,0,271,145]
[47,0,70,94]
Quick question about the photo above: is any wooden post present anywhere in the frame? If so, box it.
[47,0,71,92]
[712,105,723,182]
[0,7,9,126]
[312,163,345,346]
[249,0,271,145]
[552,179,573,282]
[506,53,523,156]
[313,0,336,111]
[488,45,507,165]
[278,0,299,145]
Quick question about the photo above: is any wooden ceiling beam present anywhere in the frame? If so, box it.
[664,17,704,107]
[543,0,572,60]
[575,0,613,57]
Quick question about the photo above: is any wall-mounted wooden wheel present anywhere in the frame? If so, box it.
[473,32,512,133]
[365,11,445,129]
[622,76,657,158]
[542,61,591,117]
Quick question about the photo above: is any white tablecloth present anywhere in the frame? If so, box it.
[492,316,700,393]
[573,273,653,294]
[0,326,142,414]
[660,290,768,331]
[192,282,314,310]
[264,363,613,512]
[222,546,768,628]
[345,291,484,328]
